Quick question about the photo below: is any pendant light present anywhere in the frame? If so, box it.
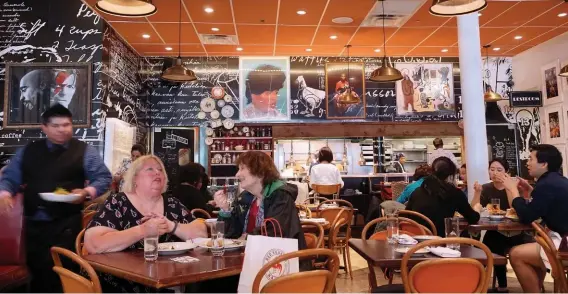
[430,0,487,17]
[337,45,361,104]
[559,65,568,78]
[483,45,503,102]
[96,0,157,17]
[342,139,348,167]
[369,0,403,83]
[288,140,295,168]
[358,150,366,166]
[161,0,197,82]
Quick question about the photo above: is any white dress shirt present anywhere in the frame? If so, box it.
[308,163,344,188]
[428,148,459,166]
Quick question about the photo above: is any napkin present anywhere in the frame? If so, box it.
[303,218,327,223]
[397,234,417,245]
[170,256,199,263]
[429,246,461,258]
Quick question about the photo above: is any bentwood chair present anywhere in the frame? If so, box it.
[251,248,340,293]
[312,184,342,199]
[75,229,88,257]
[51,247,101,293]
[329,217,353,280]
[296,204,312,219]
[82,211,96,228]
[190,208,212,219]
[532,222,568,293]
[398,210,437,236]
[301,221,325,249]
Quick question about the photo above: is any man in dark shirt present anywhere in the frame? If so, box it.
[498,144,568,293]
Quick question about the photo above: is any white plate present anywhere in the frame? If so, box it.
[39,193,82,203]
[489,215,505,221]
[395,247,430,255]
[158,242,197,256]
[194,238,246,250]
[413,235,442,242]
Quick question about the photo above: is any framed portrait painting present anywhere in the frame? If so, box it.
[544,104,564,144]
[325,62,366,119]
[239,57,290,122]
[3,62,92,129]
[541,60,563,106]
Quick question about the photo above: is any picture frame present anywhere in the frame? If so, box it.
[3,62,92,129]
[552,144,567,177]
[325,62,366,119]
[541,60,563,106]
[239,57,290,122]
[544,104,564,145]
[560,59,568,103]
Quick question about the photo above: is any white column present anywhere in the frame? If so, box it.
[457,13,490,202]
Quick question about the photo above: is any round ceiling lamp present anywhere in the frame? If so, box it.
[162,0,197,82]
[369,0,403,83]
[483,44,503,103]
[559,65,568,77]
[430,0,487,17]
[96,0,157,17]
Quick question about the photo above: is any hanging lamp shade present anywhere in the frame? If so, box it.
[96,0,157,17]
[559,65,568,77]
[162,57,197,82]
[369,58,403,83]
[484,89,503,102]
[429,0,487,16]
[337,88,361,104]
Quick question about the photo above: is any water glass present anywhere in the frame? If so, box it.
[386,213,399,244]
[444,217,460,250]
[211,221,225,257]
[144,221,159,262]
[491,198,500,211]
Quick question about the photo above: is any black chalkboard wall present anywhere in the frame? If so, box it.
[487,124,519,176]
[0,0,104,155]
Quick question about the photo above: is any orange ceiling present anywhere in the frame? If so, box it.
[83,0,568,57]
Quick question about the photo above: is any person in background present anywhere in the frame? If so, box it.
[500,145,568,293]
[470,158,527,293]
[459,164,467,197]
[428,138,458,167]
[85,155,207,292]
[0,104,112,293]
[392,153,406,173]
[308,147,344,189]
[406,156,480,237]
[174,162,213,214]
[113,144,146,192]
[396,164,431,204]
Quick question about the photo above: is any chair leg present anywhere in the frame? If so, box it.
[341,246,348,275]
[345,245,353,280]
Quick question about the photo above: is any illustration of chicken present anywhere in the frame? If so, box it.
[295,75,324,117]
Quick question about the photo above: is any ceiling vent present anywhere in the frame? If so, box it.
[198,34,238,45]
[361,0,423,28]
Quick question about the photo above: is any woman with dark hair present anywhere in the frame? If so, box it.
[471,158,527,293]
[113,144,147,191]
[173,163,213,213]
[459,163,467,196]
[242,64,287,120]
[213,151,306,248]
[396,164,431,204]
[308,147,344,189]
[406,156,480,237]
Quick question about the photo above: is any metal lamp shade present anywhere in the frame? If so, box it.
[483,89,503,102]
[337,88,361,104]
[96,0,157,17]
[162,57,197,82]
[430,0,487,17]
[369,58,403,83]
[559,65,568,77]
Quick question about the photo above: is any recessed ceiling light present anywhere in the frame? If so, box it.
[330,35,338,40]
[374,49,381,53]
[236,47,243,51]
[514,35,523,40]
[204,7,214,13]
[211,27,219,32]
[142,34,150,39]
[296,10,306,15]
[165,47,173,51]
[493,47,501,51]
[332,17,353,24]
[305,48,312,52]
[558,12,567,18]
[441,49,449,53]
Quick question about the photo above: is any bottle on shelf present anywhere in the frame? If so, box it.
[261,127,266,137]
[267,128,271,137]
[232,153,237,163]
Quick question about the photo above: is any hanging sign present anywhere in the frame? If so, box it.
[510,91,542,107]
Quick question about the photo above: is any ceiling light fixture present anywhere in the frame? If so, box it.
[165,47,173,51]
[330,35,338,40]
[337,45,361,105]
[514,35,522,40]
[430,0,487,17]
[305,48,312,52]
[559,65,568,77]
[369,0,403,83]
[236,47,243,51]
[441,48,449,52]
[493,47,500,51]
[558,12,567,17]
[296,10,307,15]
[95,0,157,17]
[142,34,150,39]
[483,44,503,102]
[374,49,381,52]
[162,0,197,82]
[204,7,214,13]
[211,27,219,32]
[332,17,353,24]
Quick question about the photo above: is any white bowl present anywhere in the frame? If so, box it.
[39,193,82,203]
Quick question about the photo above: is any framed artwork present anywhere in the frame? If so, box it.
[561,59,568,102]
[325,62,366,119]
[544,104,564,144]
[239,57,290,122]
[541,60,563,105]
[3,62,92,129]
[394,63,455,116]
[552,144,567,177]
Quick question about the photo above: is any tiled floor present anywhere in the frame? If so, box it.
[334,249,555,293]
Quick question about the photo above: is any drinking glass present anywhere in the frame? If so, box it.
[211,221,225,257]
[491,198,501,211]
[444,217,460,250]
[386,213,399,244]
[144,221,159,261]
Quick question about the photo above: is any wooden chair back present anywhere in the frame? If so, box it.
[82,211,96,229]
[50,247,101,293]
[391,181,408,201]
[316,199,353,210]
[532,222,557,252]
[190,208,212,219]
[296,204,312,219]
[534,235,568,293]
[75,229,88,257]
[362,216,427,240]
[312,184,341,199]
[329,218,351,247]
[398,210,437,236]
[301,221,325,249]
[401,237,493,293]
[83,203,99,212]
[252,248,340,293]
[318,207,353,230]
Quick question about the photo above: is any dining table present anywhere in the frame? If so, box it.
[84,247,244,289]
[462,217,533,237]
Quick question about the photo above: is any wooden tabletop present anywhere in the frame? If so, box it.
[348,238,507,268]
[84,248,243,289]
[464,218,533,232]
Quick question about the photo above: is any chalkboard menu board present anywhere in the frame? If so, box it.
[487,124,519,176]
[151,127,198,194]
